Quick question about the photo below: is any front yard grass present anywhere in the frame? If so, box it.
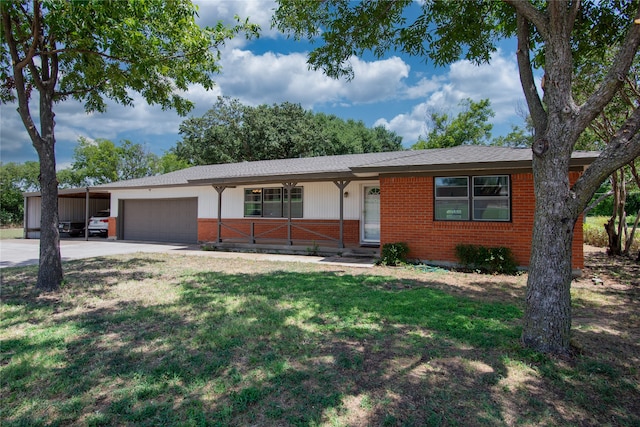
[1,252,638,426]
[0,227,23,240]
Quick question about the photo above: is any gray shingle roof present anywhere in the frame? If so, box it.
[94,146,600,190]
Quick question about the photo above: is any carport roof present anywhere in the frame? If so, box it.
[90,146,600,189]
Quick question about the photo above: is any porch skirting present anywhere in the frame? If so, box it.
[197,218,363,249]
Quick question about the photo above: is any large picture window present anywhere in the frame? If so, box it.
[244,187,303,218]
[435,175,510,222]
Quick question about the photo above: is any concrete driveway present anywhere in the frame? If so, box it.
[0,239,376,269]
[0,238,197,269]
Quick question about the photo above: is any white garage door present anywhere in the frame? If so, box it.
[122,198,198,243]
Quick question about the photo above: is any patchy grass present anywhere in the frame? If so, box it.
[584,216,640,253]
[1,251,638,426]
[0,227,23,240]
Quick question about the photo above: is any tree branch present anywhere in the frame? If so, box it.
[1,1,41,145]
[515,13,547,135]
[567,0,581,36]
[503,0,550,41]
[583,189,612,215]
[576,4,640,134]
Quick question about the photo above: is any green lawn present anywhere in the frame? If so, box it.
[0,227,23,240]
[1,253,638,426]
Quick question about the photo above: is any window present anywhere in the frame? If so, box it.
[244,187,303,218]
[435,177,470,220]
[435,175,510,221]
[473,176,510,221]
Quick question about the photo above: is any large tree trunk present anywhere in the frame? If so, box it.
[522,145,577,355]
[35,90,63,292]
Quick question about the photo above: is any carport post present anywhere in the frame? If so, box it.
[84,187,90,241]
[214,186,226,243]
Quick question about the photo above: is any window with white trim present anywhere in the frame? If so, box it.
[435,175,510,221]
[244,187,303,218]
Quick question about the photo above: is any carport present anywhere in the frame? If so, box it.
[23,188,111,240]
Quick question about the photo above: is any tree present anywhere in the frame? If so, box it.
[71,137,120,185]
[70,137,162,185]
[1,0,257,291]
[274,0,640,355]
[411,98,495,149]
[493,125,534,148]
[575,49,640,257]
[173,96,403,165]
[0,161,39,225]
[156,152,191,175]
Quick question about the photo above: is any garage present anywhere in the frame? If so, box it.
[121,198,198,243]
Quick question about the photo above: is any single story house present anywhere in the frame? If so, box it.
[24,146,598,271]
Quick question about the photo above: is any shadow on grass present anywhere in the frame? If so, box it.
[1,261,639,426]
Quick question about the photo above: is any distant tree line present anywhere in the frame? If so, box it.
[172,96,403,165]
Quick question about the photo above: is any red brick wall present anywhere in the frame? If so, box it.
[380,172,584,269]
[198,218,360,247]
[108,217,117,238]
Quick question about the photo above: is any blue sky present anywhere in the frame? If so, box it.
[0,0,535,168]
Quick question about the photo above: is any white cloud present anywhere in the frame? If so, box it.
[376,50,528,146]
[216,49,410,107]
[194,0,280,43]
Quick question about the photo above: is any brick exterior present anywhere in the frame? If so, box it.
[198,218,361,247]
[380,172,584,269]
[108,217,117,238]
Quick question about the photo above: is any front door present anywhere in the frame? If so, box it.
[362,186,380,243]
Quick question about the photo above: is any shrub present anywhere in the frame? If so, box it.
[379,242,409,266]
[455,244,518,275]
[583,221,608,247]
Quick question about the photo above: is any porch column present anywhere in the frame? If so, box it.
[283,182,297,245]
[333,180,350,249]
[214,186,226,243]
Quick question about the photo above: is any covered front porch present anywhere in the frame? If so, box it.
[198,179,380,256]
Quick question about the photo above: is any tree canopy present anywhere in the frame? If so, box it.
[412,98,494,149]
[173,96,403,165]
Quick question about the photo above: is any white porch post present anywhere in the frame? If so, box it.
[214,186,226,243]
[333,180,350,249]
[283,182,297,245]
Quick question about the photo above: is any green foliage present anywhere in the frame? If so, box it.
[155,152,190,175]
[412,98,494,149]
[583,220,609,248]
[69,137,190,185]
[379,242,409,266]
[0,162,39,225]
[493,124,534,148]
[1,1,258,114]
[455,244,518,275]
[173,96,403,165]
